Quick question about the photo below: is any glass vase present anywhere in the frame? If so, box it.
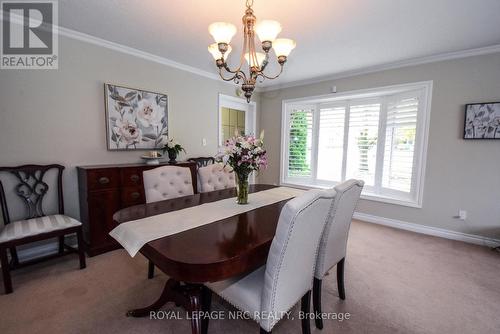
[236,172,249,205]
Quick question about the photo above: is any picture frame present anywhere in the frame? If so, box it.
[104,83,168,150]
[464,102,500,140]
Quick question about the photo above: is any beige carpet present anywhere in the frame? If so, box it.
[1,220,499,334]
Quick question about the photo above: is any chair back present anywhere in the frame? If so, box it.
[143,166,194,203]
[315,179,364,279]
[0,164,65,225]
[198,163,235,193]
[260,189,335,330]
[187,157,215,169]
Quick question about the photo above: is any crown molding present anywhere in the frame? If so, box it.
[260,44,500,92]
[3,12,499,91]
[0,11,228,82]
[57,26,227,82]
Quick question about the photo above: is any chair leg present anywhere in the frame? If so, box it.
[201,286,212,334]
[301,290,311,334]
[58,235,65,254]
[148,260,155,279]
[1,247,13,294]
[76,230,86,269]
[9,247,19,266]
[313,278,323,329]
[337,258,346,300]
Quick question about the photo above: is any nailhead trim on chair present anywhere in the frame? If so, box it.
[265,192,335,331]
[315,180,364,280]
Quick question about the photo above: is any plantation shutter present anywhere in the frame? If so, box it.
[345,102,381,186]
[382,94,419,193]
[287,107,314,178]
[317,105,346,182]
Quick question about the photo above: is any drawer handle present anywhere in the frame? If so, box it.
[130,192,140,199]
[130,174,140,182]
[98,177,110,185]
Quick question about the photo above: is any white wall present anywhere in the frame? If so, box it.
[0,35,244,221]
[259,53,500,240]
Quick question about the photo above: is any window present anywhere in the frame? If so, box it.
[281,82,432,207]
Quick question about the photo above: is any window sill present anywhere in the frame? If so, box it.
[280,181,422,209]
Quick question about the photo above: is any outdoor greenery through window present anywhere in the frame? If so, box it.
[281,82,432,207]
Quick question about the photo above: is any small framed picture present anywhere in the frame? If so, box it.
[464,102,500,139]
[104,83,168,150]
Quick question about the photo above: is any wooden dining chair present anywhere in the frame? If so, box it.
[203,189,336,334]
[312,179,364,329]
[0,164,86,294]
[142,165,194,278]
[197,163,235,193]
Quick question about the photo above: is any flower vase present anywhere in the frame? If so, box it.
[168,151,177,164]
[236,173,249,205]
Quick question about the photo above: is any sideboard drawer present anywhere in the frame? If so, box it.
[121,186,145,208]
[121,167,143,187]
[87,168,120,191]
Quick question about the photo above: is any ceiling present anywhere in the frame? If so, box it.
[59,0,500,87]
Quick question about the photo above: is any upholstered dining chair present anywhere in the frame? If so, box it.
[143,165,194,203]
[312,179,364,330]
[187,157,215,169]
[198,163,235,193]
[203,189,336,334]
[142,165,194,278]
[0,164,86,294]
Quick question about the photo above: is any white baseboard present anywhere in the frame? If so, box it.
[353,212,500,248]
[9,213,499,263]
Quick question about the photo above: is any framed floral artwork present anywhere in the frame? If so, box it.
[104,83,168,150]
[464,102,500,139]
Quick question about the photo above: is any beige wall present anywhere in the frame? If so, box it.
[0,36,244,221]
[259,53,500,239]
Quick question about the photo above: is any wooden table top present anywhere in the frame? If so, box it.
[113,184,290,283]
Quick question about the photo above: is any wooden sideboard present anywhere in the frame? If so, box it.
[77,162,197,256]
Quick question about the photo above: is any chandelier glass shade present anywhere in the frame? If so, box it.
[207,0,296,102]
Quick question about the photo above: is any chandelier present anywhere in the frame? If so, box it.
[207,0,296,102]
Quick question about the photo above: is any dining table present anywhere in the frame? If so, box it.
[112,184,297,334]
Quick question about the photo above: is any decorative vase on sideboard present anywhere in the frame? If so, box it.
[168,151,177,164]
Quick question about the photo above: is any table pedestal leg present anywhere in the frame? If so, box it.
[126,279,180,317]
[126,279,204,334]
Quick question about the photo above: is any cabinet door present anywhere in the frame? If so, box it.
[87,189,121,248]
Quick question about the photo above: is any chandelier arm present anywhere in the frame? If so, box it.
[218,68,241,82]
[223,63,243,75]
[260,53,270,72]
[257,64,284,80]
[219,67,248,85]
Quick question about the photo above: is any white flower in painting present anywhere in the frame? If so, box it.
[113,119,142,146]
[136,99,163,128]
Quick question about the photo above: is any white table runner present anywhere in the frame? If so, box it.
[110,187,305,257]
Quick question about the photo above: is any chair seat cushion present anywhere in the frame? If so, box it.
[206,266,265,321]
[0,214,81,243]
